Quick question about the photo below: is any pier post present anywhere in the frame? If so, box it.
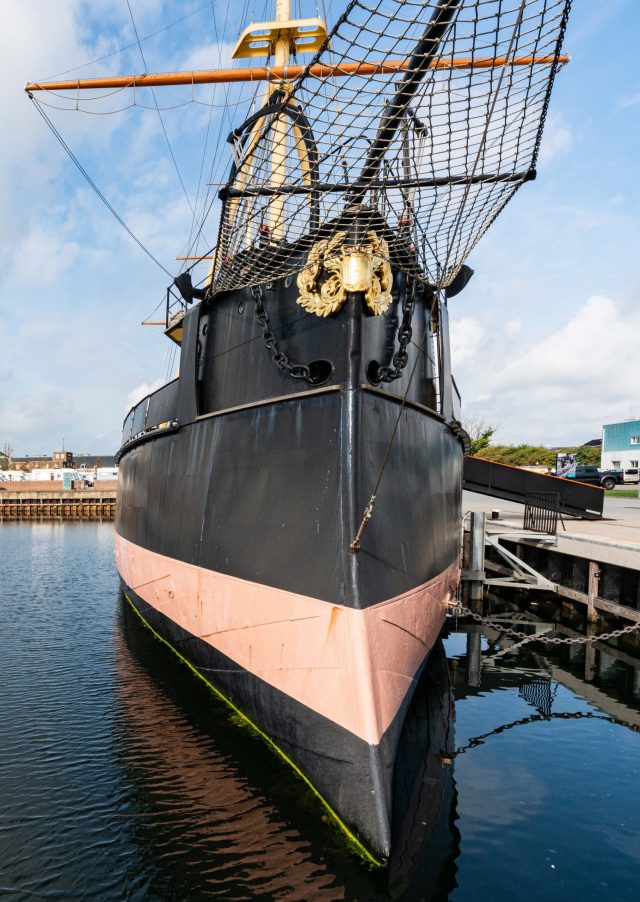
[469,512,486,605]
[584,621,597,681]
[587,560,600,624]
[467,626,482,688]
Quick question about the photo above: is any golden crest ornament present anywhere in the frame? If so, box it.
[296,231,393,317]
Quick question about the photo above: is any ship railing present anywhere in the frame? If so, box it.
[121,378,179,448]
[451,375,461,422]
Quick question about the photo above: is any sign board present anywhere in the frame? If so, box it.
[555,452,577,478]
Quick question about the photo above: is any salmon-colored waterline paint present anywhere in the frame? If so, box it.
[115,534,458,746]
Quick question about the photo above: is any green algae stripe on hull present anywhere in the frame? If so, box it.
[124,591,383,868]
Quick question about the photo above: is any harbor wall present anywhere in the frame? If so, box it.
[0,483,117,520]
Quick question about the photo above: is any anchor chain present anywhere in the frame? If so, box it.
[251,284,311,381]
[375,278,417,383]
[448,601,640,646]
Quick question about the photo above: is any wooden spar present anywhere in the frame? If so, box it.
[24,55,569,93]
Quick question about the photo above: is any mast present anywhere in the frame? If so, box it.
[270,0,293,240]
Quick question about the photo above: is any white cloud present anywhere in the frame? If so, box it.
[504,320,521,336]
[451,316,485,366]
[182,41,235,72]
[619,88,640,109]
[537,111,573,167]
[14,225,81,285]
[455,293,640,445]
[0,3,127,256]
[0,391,78,447]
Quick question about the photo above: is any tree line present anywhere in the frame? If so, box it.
[463,419,600,466]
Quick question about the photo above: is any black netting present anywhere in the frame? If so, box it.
[211,0,570,294]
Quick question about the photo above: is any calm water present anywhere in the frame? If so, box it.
[1,523,639,900]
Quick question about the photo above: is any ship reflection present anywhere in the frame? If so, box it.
[389,641,460,901]
[116,594,460,901]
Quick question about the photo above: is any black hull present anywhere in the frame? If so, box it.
[117,387,462,606]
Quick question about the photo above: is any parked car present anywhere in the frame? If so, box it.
[563,465,623,490]
[623,467,639,484]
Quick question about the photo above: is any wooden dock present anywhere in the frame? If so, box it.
[0,481,117,520]
[462,490,640,628]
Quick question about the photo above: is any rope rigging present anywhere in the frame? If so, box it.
[29,95,173,278]
[212,0,573,293]
[125,0,199,229]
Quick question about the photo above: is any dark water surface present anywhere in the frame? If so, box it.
[1,523,639,900]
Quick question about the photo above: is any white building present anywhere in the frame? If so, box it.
[601,419,640,471]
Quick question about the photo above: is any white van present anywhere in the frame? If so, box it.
[623,467,639,484]
[95,467,118,481]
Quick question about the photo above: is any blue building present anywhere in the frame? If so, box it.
[601,419,640,470]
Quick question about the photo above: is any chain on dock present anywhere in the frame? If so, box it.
[448,601,640,646]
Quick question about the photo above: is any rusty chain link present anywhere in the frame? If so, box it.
[448,601,640,646]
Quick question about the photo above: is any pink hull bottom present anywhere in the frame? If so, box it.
[116,534,459,858]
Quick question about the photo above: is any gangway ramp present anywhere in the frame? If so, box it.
[463,456,604,520]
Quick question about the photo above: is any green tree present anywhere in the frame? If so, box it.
[0,443,13,470]
[473,443,601,468]
[463,416,496,455]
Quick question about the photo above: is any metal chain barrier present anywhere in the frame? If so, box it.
[375,279,417,383]
[448,601,640,646]
[251,284,312,382]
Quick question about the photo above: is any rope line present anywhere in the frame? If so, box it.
[29,96,173,277]
[126,0,199,230]
[34,2,214,84]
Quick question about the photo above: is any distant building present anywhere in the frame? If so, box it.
[12,451,116,471]
[601,420,640,471]
[12,455,51,471]
[52,450,74,467]
[74,454,116,469]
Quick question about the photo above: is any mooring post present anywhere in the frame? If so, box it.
[467,626,482,688]
[587,560,599,624]
[469,511,486,605]
[584,621,597,681]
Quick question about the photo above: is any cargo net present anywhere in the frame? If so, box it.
[211,0,571,294]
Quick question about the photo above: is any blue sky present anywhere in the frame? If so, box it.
[1,0,638,455]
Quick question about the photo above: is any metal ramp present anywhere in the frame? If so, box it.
[463,456,604,520]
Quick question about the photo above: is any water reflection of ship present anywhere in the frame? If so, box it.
[118,599,459,900]
[116,600,353,900]
[389,640,460,902]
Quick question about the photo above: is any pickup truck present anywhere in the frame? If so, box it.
[563,466,623,490]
